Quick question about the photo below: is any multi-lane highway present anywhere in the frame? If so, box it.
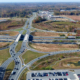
[0,18,29,80]
[0,12,80,80]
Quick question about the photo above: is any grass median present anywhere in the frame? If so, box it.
[22,50,46,64]
[13,28,23,31]
[15,41,22,52]
[0,48,10,66]
[22,30,27,35]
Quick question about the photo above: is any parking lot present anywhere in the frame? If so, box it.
[27,70,79,80]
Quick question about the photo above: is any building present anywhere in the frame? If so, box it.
[38,11,53,20]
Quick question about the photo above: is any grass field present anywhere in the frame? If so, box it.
[30,52,80,70]
[22,50,46,64]
[22,30,27,35]
[15,41,22,52]
[11,17,27,21]
[0,31,19,36]
[31,32,66,37]
[30,43,79,52]
[3,61,15,80]
[13,28,23,31]
[0,19,25,30]
[0,42,13,48]
[52,57,80,69]
[0,48,10,66]
[32,21,80,32]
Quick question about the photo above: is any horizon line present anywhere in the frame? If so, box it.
[0,1,80,3]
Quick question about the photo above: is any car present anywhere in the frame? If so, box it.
[12,72,16,75]
[65,72,68,76]
[57,72,62,76]
[43,73,48,76]
[62,72,66,76]
[78,74,80,77]
[15,68,18,70]
[31,73,35,77]
[59,78,63,80]
[36,79,39,80]
[64,78,67,80]
[48,54,50,56]
[38,57,40,59]
[48,72,53,76]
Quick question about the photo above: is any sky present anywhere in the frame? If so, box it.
[0,0,80,3]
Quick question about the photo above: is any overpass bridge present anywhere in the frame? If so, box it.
[23,34,29,42]
[15,34,21,42]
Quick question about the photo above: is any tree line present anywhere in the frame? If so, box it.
[0,3,80,18]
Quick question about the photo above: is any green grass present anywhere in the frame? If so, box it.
[30,52,80,70]
[3,61,15,80]
[33,21,80,32]
[22,50,46,64]
[15,41,22,52]
[0,48,11,66]
[22,30,27,35]
[13,28,23,31]
[68,61,80,66]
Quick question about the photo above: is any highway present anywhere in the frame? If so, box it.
[31,41,77,44]
[33,38,80,41]
[0,57,13,80]
[8,19,29,80]
[33,36,66,39]
[0,39,15,41]
[9,13,80,80]
[14,13,80,80]
[0,18,29,80]
[0,12,80,80]
[0,19,7,22]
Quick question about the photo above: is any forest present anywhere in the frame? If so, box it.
[0,3,80,17]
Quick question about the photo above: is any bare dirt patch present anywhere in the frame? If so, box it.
[30,43,79,52]
[0,20,25,30]
[62,15,80,21]
[55,18,68,21]
[31,32,65,37]
[0,42,13,48]
[0,31,19,36]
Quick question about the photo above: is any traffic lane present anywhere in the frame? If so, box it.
[33,38,80,41]
[26,49,80,68]
[8,57,22,80]
[0,57,13,80]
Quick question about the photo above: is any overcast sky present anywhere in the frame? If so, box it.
[0,0,80,3]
